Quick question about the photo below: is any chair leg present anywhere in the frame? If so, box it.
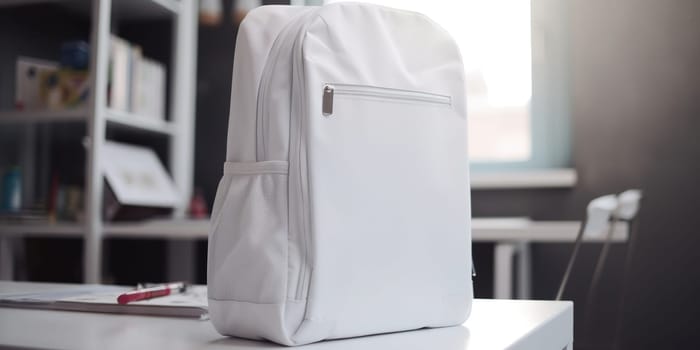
[556,218,587,300]
[494,242,516,299]
[516,241,532,299]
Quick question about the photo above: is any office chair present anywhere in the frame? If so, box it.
[555,194,619,301]
[555,190,642,349]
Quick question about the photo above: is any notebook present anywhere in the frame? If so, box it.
[0,284,208,319]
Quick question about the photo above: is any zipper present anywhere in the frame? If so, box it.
[256,9,317,302]
[322,83,452,116]
[256,13,306,161]
[291,17,313,301]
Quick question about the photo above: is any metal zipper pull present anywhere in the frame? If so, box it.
[322,84,334,116]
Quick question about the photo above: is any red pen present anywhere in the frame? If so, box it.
[117,282,186,305]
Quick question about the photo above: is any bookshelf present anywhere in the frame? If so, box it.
[0,0,198,283]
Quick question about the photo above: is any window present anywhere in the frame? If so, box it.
[302,0,573,185]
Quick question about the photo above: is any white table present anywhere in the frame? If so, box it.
[0,282,573,350]
[472,218,628,299]
[0,218,627,299]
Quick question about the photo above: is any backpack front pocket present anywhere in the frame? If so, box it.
[208,161,289,304]
[304,82,470,338]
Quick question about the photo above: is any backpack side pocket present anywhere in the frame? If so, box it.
[208,161,289,304]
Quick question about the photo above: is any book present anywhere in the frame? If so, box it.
[132,56,166,120]
[128,43,143,113]
[0,284,208,319]
[108,35,167,119]
[102,140,179,208]
[109,35,131,112]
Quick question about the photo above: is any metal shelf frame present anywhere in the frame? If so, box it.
[83,0,197,283]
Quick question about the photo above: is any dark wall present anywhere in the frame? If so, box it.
[194,0,290,203]
[193,16,236,206]
[471,1,700,349]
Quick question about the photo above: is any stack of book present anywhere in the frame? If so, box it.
[109,35,166,121]
[15,56,89,112]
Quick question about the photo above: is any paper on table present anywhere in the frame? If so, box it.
[0,285,125,305]
[0,285,208,319]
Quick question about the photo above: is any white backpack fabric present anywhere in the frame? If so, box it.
[208,3,472,346]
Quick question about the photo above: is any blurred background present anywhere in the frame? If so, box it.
[0,0,699,349]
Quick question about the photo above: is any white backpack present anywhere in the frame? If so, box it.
[208,3,472,345]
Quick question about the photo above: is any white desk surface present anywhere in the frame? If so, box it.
[0,282,573,350]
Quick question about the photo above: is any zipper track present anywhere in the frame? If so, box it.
[256,15,304,161]
[256,9,317,301]
[291,17,314,301]
[325,83,451,115]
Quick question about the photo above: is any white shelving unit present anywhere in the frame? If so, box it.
[0,109,176,135]
[0,0,198,283]
[104,109,176,135]
[0,109,90,123]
